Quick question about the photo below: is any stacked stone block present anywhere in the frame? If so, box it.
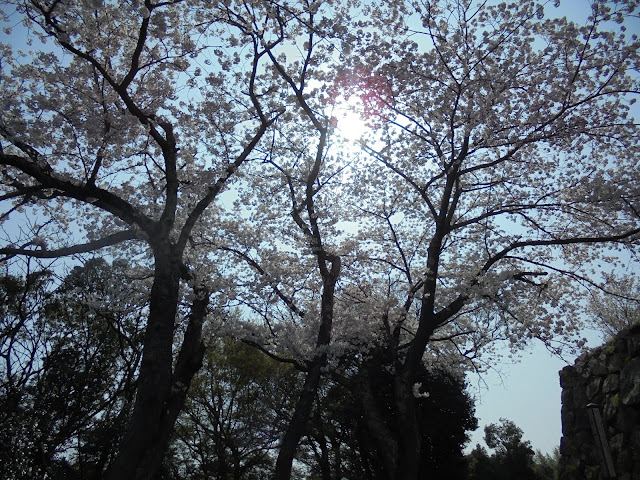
[559,326,640,480]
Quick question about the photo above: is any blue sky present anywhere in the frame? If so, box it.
[466,336,595,454]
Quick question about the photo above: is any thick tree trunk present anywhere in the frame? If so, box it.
[354,361,423,480]
[274,363,323,480]
[106,251,179,480]
[105,248,208,480]
[356,367,398,480]
[393,372,422,480]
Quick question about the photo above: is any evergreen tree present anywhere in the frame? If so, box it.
[303,356,477,480]
[468,418,543,480]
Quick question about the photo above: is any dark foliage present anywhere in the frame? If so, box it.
[162,338,301,480]
[0,259,145,480]
[303,356,478,480]
[467,418,554,480]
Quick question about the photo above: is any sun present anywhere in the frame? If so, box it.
[328,67,393,143]
[331,97,369,142]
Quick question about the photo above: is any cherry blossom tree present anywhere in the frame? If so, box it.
[1,0,640,479]
[340,1,640,478]
[0,0,354,478]
[219,1,640,479]
[588,274,640,340]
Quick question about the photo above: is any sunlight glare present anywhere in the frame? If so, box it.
[332,98,368,142]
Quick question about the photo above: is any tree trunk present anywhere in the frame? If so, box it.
[317,432,332,480]
[393,372,422,480]
[105,247,208,480]
[354,361,423,480]
[274,363,323,480]
[106,250,179,480]
[356,367,398,480]
[330,434,343,480]
[273,254,340,480]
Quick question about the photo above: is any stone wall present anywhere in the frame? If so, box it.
[559,325,640,480]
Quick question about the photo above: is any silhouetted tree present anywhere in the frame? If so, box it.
[533,447,560,480]
[0,259,145,479]
[303,354,477,480]
[468,418,541,480]
[164,338,301,480]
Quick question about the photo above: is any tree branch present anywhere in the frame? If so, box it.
[0,230,140,259]
[0,152,153,232]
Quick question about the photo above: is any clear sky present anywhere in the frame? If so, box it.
[466,334,599,455]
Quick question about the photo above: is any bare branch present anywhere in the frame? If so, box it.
[0,230,140,260]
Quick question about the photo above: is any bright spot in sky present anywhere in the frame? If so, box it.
[332,98,368,142]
